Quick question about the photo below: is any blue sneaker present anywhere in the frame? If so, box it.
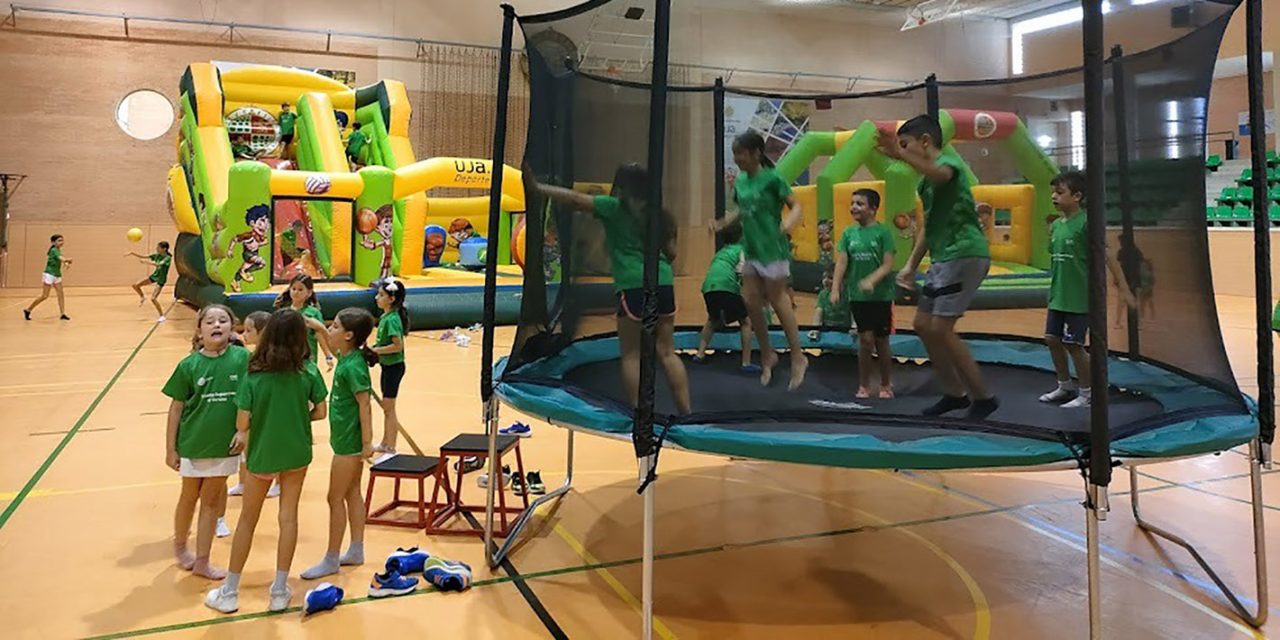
[303,582,343,615]
[423,557,472,592]
[368,570,418,598]
[499,422,533,438]
[385,547,430,574]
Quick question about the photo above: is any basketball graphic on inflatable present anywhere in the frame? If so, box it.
[357,208,378,234]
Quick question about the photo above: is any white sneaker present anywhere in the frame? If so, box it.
[157,316,167,323]
[1038,386,1076,403]
[268,585,293,612]
[1062,394,1091,408]
[227,483,244,496]
[216,517,231,538]
[267,482,281,498]
[205,586,239,613]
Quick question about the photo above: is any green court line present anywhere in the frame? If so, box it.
[0,317,162,533]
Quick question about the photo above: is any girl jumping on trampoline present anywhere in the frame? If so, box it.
[713,130,808,391]
[206,308,328,614]
[522,162,692,415]
[162,304,250,580]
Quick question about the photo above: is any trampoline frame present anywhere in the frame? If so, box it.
[476,0,1277,637]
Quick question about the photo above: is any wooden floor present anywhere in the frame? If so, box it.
[2,286,1279,639]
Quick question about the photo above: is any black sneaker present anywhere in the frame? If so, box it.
[511,471,527,495]
[453,456,483,474]
[59,315,70,321]
[23,309,30,320]
[967,397,1000,420]
[526,471,546,495]
[922,395,970,416]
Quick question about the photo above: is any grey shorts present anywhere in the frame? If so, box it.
[918,257,990,317]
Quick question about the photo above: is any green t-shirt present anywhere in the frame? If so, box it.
[918,154,989,263]
[377,312,406,366]
[162,346,251,459]
[346,130,368,156]
[329,351,372,456]
[701,243,742,295]
[1049,212,1089,314]
[592,195,674,293]
[278,111,297,136]
[149,253,172,285]
[817,288,852,328]
[231,142,253,158]
[301,305,324,362]
[837,223,896,302]
[235,362,328,474]
[44,246,62,277]
[733,168,793,264]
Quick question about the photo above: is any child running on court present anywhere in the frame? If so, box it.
[713,131,808,390]
[163,304,250,579]
[880,115,997,418]
[205,308,328,614]
[696,225,756,371]
[128,241,173,322]
[830,189,896,398]
[1039,170,1135,408]
[301,308,378,580]
[523,162,692,414]
[24,234,72,320]
[274,274,335,370]
[371,278,408,459]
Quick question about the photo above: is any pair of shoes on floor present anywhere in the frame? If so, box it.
[204,584,293,614]
[304,582,344,615]
[499,421,533,438]
[477,465,512,489]
[385,547,472,592]
[512,471,546,496]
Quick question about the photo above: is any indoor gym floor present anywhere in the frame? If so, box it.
[1,284,1278,639]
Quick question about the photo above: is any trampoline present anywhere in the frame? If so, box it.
[467,0,1277,637]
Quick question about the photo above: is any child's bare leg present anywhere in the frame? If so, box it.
[132,280,147,302]
[192,477,227,579]
[656,315,691,414]
[935,317,990,400]
[1046,336,1071,383]
[343,468,366,562]
[274,467,308,576]
[697,319,715,360]
[1067,344,1091,389]
[26,285,50,312]
[150,285,165,317]
[379,398,400,450]
[174,477,201,569]
[302,457,360,579]
[875,336,893,393]
[227,473,272,575]
[739,321,753,367]
[741,274,776,383]
[857,331,876,395]
[617,316,642,408]
[54,283,66,316]
[764,277,806,390]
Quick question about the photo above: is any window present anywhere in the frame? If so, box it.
[1011,2,1111,75]
[115,90,174,141]
[1070,110,1086,168]
[1166,100,1180,159]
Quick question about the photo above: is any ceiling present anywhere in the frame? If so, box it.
[688,0,1072,21]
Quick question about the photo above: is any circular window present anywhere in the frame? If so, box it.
[115,90,174,141]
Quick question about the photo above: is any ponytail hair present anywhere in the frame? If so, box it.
[334,307,378,367]
[378,277,410,330]
[733,130,774,168]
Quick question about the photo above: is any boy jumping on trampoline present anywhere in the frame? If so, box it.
[880,115,997,418]
[831,188,896,399]
[696,225,757,372]
[1039,170,1135,408]
[522,161,692,415]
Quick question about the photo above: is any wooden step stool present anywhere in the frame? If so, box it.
[426,433,528,537]
[365,454,450,529]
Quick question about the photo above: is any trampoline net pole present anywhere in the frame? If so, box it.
[482,3,516,559]
[1246,0,1275,453]
[713,78,726,250]
[1109,45,1141,358]
[1082,0,1112,491]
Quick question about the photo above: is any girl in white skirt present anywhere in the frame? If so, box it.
[163,304,251,579]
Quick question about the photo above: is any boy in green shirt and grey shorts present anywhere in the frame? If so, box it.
[880,115,997,419]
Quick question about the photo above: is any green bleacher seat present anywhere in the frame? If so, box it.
[1238,187,1254,204]
[1233,204,1254,224]
[1216,204,1234,222]
[1267,150,1278,167]
[1271,184,1280,203]
[1238,168,1254,185]
[1271,203,1280,223]
[1269,167,1280,184]
[1219,186,1237,205]
[1206,154,1223,171]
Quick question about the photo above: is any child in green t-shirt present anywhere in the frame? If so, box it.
[712,131,808,391]
[697,225,756,372]
[831,189,896,398]
[225,311,275,503]
[163,304,250,580]
[231,134,256,160]
[273,273,335,370]
[879,115,995,418]
[345,122,368,168]
[24,233,72,320]
[1039,171,1134,409]
[206,308,328,615]
[301,308,378,581]
[523,162,692,415]
[277,102,297,157]
[371,278,409,458]
[128,240,173,322]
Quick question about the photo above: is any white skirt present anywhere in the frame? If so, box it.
[180,456,240,478]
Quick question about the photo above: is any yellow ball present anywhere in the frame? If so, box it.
[127,228,144,243]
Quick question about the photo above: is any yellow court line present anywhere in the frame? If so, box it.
[881,471,1264,639]
[551,520,680,640]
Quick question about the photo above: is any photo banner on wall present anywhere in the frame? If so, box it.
[723,97,812,195]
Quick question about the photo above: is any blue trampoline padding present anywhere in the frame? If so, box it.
[494,331,1259,470]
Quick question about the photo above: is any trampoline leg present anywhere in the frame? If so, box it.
[488,427,576,567]
[1086,483,1105,640]
[483,397,499,564]
[640,454,656,640]
[1127,439,1269,627]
